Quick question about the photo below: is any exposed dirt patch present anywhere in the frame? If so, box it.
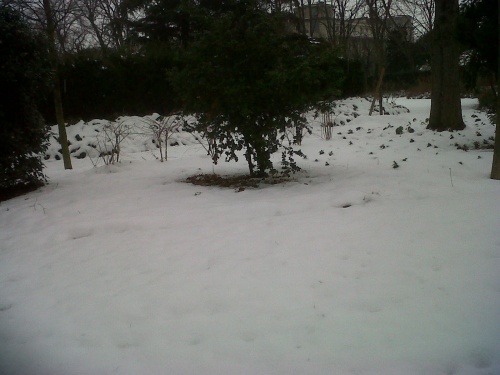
[0,183,41,202]
[184,173,291,191]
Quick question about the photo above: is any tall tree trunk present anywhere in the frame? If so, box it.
[428,0,464,131]
[43,0,72,169]
[490,0,500,180]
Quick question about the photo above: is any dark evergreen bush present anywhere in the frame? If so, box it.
[0,6,50,191]
[56,47,178,122]
[458,0,498,100]
[339,59,365,97]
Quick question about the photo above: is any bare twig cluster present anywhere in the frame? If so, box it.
[91,119,131,166]
[141,114,184,162]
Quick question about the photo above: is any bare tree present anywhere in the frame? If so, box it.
[51,0,79,53]
[293,0,365,48]
[8,0,83,53]
[75,0,109,52]
[264,0,297,14]
[362,0,416,114]
[333,0,366,52]
[393,0,434,39]
[9,0,97,169]
[43,0,72,169]
[365,0,392,115]
[9,0,132,54]
[64,0,133,54]
[98,0,131,49]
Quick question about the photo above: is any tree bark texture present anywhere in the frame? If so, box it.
[43,0,72,169]
[428,0,465,131]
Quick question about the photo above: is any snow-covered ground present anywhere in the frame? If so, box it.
[0,98,499,375]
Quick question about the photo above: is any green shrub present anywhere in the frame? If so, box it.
[173,3,343,176]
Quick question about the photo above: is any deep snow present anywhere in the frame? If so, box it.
[0,98,499,375]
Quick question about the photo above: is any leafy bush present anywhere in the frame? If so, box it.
[173,3,343,176]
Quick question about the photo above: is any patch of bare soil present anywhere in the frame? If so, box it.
[184,173,291,191]
[0,183,40,202]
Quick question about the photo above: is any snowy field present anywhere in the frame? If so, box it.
[0,98,499,375]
